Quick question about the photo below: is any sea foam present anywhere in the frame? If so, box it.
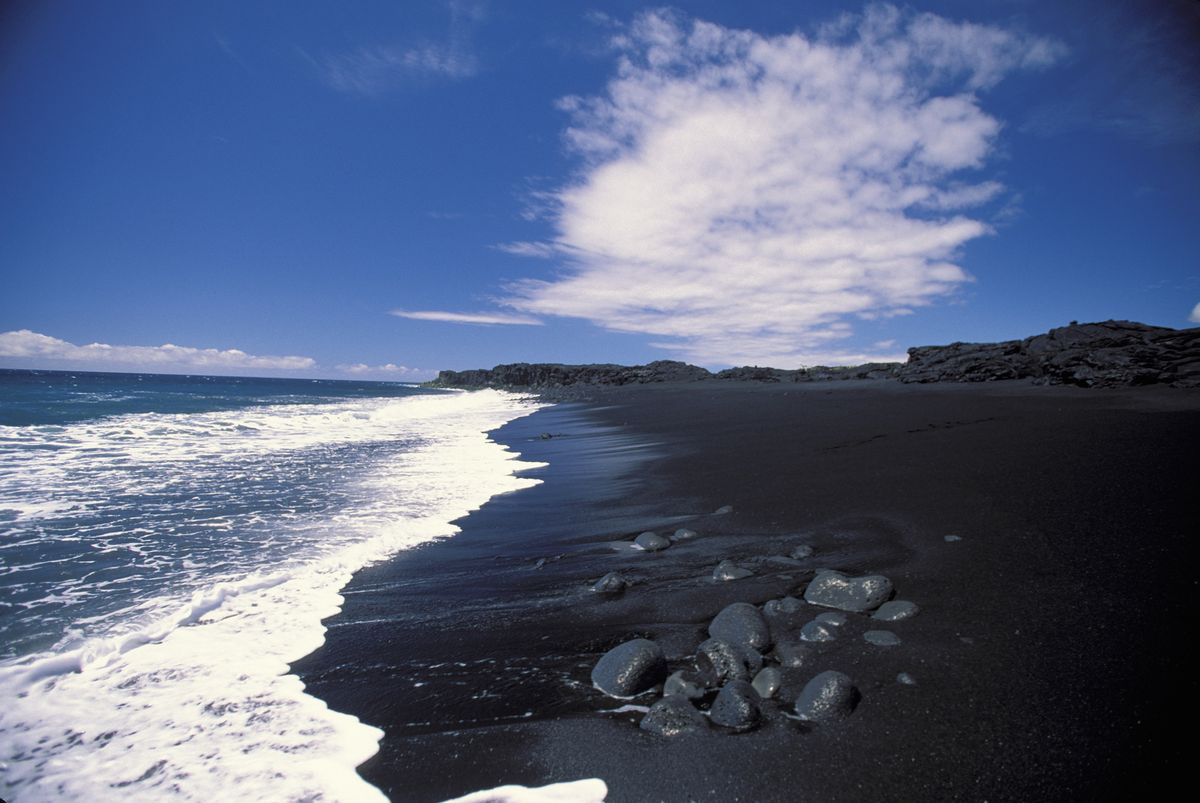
[0,388,546,801]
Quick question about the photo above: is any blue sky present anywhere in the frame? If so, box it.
[1,0,1197,380]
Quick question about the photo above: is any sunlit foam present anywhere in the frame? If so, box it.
[0,389,547,801]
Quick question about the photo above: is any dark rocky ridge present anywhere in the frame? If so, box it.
[427,320,1200,391]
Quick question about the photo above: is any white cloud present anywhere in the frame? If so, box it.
[335,362,423,378]
[319,1,485,94]
[502,6,1061,367]
[0,330,316,372]
[1189,302,1200,324]
[390,309,543,326]
[494,241,559,259]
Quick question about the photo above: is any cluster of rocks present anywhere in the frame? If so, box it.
[900,320,1200,388]
[427,320,1200,391]
[589,556,920,736]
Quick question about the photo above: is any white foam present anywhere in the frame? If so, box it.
[443,778,608,803]
[0,389,548,801]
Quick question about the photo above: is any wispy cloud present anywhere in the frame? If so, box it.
[494,241,559,258]
[391,309,543,326]
[335,362,420,376]
[500,6,1062,367]
[319,1,486,94]
[0,330,316,372]
[1189,302,1200,325]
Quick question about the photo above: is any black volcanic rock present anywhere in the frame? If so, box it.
[429,360,712,389]
[428,321,1200,391]
[900,320,1200,388]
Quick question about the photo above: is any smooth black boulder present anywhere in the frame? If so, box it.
[709,602,772,651]
[591,639,667,698]
[640,696,708,737]
[695,638,763,686]
[709,680,761,732]
[803,569,893,612]
[794,670,860,721]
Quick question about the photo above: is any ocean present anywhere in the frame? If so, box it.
[0,369,546,801]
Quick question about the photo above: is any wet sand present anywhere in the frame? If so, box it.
[294,380,1199,801]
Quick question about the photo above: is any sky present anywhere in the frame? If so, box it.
[1,0,1198,381]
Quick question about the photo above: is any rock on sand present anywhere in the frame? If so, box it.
[794,670,860,721]
[640,696,708,736]
[873,600,918,621]
[709,602,772,651]
[696,638,763,686]
[803,569,893,612]
[591,639,667,698]
[713,560,753,581]
[591,572,628,593]
[709,680,761,731]
[634,531,671,552]
[663,670,706,700]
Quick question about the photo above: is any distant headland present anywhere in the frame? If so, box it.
[428,319,1200,392]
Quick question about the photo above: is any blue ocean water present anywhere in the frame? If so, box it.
[0,369,545,801]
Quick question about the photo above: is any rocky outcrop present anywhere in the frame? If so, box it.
[899,320,1200,388]
[429,321,1200,391]
[429,360,712,389]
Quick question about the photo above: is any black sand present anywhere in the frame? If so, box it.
[294,380,1199,801]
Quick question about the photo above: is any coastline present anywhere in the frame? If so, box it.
[296,379,1199,801]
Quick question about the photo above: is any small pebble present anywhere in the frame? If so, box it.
[672,528,698,541]
[814,611,847,627]
[713,559,753,581]
[772,641,814,669]
[944,534,962,542]
[873,600,919,621]
[789,545,814,559]
[591,572,628,593]
[863,630,901,647]
[663,670,706,701]
[634,531,671,552]
[800,620,837,642]
[713,505,734,515]
[751,667,782,699]
[897,672,917,686]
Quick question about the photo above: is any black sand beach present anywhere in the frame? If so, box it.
[295,380,1199,801]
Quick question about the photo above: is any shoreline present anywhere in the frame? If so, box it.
[296,379,1198,801]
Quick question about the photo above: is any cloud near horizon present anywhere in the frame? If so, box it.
[390,309,543,326]
[0,330,432,380]
[335,362,420,376]
[502,6,1063,367]
[0,330,316,372]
